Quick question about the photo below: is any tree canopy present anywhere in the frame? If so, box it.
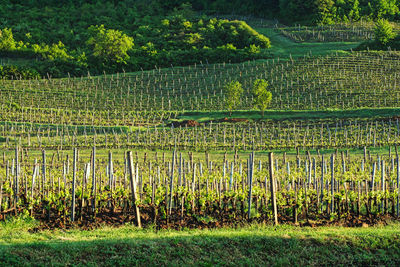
[224,81,243,116]
[87,25,134,64]
[252,79,272,117]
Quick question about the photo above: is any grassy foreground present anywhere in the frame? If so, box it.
[0,217,399,266]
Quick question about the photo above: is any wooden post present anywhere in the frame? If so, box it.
[320,155,324,213]
[169,150,176,215]
[14,146,19,205]
[371,162,376,192]
[330,154,334,214]
[42,150,46,198]
[108,151,113,190]
[229,162,234,191]
[91,147,96,214]
[381,160,385,212]
[71,148,77,222]
[397,156,399,217]
[31,159,37,200]
[269,152,278,225]
[248,152,254,219]
[128,151,141,228]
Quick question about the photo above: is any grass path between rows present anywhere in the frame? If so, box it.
[0,217,399,266]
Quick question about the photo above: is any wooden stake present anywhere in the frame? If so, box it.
[269,152,278,225]
[128,151,141,228]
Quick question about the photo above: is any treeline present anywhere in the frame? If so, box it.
[2,0,400,24]
[1,0,399,78]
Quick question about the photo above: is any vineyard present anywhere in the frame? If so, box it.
[2,51,400,127]
[1,30,400,229]
[3,116,400,151]
[1,147,399,229]
[0,51,400,229]
[2,2,400,264]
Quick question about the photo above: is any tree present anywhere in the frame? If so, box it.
[374,18,396,45]
[279,0,318,24]
[366,0,399,20]
[86,25,134,64]
[224,81,243,116]
[0,28,16,51]
[252,79,272,117]
[315,0,335,24]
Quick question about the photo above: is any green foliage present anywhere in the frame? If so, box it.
[0,28,16,51]
[86,25,134,64]
[252,79,272,117]
[315,0,336,24]
[133,17,270,51]
[224,81,243,116]
[0,3,273,78]
[0,65,40,80]
[365,0,400,20]
[31,41,72,61]
[279,0,319,24]
[335,0,361,22]
[358,18,400,50]
[4,0,400,78]
[279,0,400,24]
[374,19,397,45]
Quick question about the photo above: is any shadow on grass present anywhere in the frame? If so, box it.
[179,108,400,122]
[0,233,399,266]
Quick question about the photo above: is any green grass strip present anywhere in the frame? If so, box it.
[0,217,399,266]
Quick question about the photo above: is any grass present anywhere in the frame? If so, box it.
[257,27,361,58]
[177,107,400,122]
[0,216,399,266]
